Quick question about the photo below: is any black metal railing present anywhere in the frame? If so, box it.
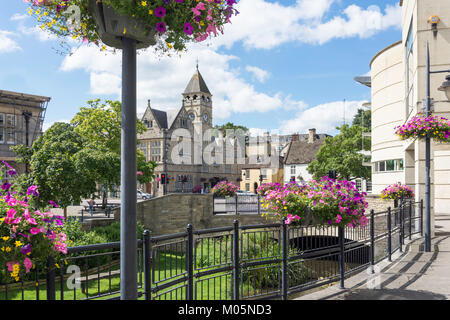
[0,200,424,300]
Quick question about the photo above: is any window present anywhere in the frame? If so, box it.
[374,159,404,173]
[180,119,188,128]
[245,183,250,192]
[245,169,250,180]
[0,128,4,143]
[290,165,296,175]
[405,21,414,112]
[7,114,15,127]
[0,114,4,126]
[261,168,268,180]
[355,179,362,192]
[6,128,14,144]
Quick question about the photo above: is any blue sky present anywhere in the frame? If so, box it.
[0,0,402,136]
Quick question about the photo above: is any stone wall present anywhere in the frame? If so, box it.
[114,194,267,236]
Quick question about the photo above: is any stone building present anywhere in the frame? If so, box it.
[355,0,450,231]
[137,67,244,196]
[0,90,50,176]
[283,129,330,184]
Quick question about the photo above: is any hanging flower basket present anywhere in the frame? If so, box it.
[261,177,369,228]
[25,0,239,51]
[380,183,414,201]
[395,114,450,143]
[88,0,157,49]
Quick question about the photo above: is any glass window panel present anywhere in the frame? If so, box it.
[379,161,386,172]
[386,160,395,171]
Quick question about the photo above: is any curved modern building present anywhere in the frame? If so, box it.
[359,0,450,234]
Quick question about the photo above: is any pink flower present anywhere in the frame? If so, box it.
[30,227,41,235]
[23,257,33,273]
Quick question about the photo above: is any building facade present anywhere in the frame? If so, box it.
[138,68,244,196]
[283,129,330,184]
[358,0,450,232]
[0,90,50,175]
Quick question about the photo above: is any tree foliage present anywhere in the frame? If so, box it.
[213,122,249,137]
[307,124,371,181]
[352,108,371,129]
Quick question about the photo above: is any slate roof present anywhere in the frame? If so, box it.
[151,108,168,129]
[284,139,327,165]
[183,69,211,95]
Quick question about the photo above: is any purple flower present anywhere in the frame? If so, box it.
[27,185,39,197]
[155,6,166,18]
[175,0,184,2]
[156,21,167,32]
[21,243,31,255]
[183,22,193,35]
[1,182,11,191]
[8,169,17,176]
[49,200,59,208]
[163,0,171,3]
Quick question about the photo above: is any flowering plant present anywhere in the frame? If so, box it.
[380,183,414,201]
[261,177,368,228]
[0,162,67,282]
[256,182,281,196]
[211,180,239,197]
[395,114,450,143]
[25,0,239,52]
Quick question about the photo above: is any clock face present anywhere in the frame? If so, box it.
[203,113,209,122]
[188,113,195,121]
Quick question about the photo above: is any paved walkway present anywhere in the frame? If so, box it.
[296,215,450,300]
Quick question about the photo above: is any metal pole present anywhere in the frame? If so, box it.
[420,199,424,237]
[120,36,138,300]
[409,201,412,240]
[387,207,392,262]
[425,43,432,252]
[46,256,55,300]
[338,226,345,289]
[281,218,288,300]
[163,129,168,196]
[186,224,194,300]
[232,220,239,300]
[370,209,375,273]
[143,230,151,300]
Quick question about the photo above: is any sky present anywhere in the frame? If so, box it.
[0,0,402,137]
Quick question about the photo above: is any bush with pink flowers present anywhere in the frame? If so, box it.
[0,162,67,282]
[261,177,369,228]
[211,180,239,197]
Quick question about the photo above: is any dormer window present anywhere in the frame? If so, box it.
[193,95,198,100]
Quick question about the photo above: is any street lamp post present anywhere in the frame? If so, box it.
[424,42,450,252]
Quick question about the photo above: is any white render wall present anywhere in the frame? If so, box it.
[283,164,312,184]
[370,41,406,195]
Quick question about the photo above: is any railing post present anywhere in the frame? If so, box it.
[143,229,151,300]
[387,207,392,262]
[394,199,398,226]
[409,201,412,240]
[370,210,375,273]
[338,226,345,289]
[46,256,55,300]
[235,195,238,216]
[420,199,424,237]
[281,218,288,300]
[399,205,403,253]
[401,201,405,246]
[257,194,261,216]
[232,220,240,300]
[186,224,194,300]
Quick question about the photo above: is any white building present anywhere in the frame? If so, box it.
[357,0,450,233]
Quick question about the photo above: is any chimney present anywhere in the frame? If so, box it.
[148,99,151,108]
[291,133,299,142]
[308,128,316,143]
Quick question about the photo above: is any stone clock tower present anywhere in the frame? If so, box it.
[182,66,213,129]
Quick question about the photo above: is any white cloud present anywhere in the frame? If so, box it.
[10,13,29,21]
[60,44,302,122]
[18,25,59,42]
[279,100,365,135]
[211,0,401,50]
[0,30,21,53]
[245,65,270,83]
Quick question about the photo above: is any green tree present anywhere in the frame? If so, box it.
[71,99,156,206]
[24,122,97,218]
[352,108,371,129]
[307,124,371,181]
[213,122,249,137]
